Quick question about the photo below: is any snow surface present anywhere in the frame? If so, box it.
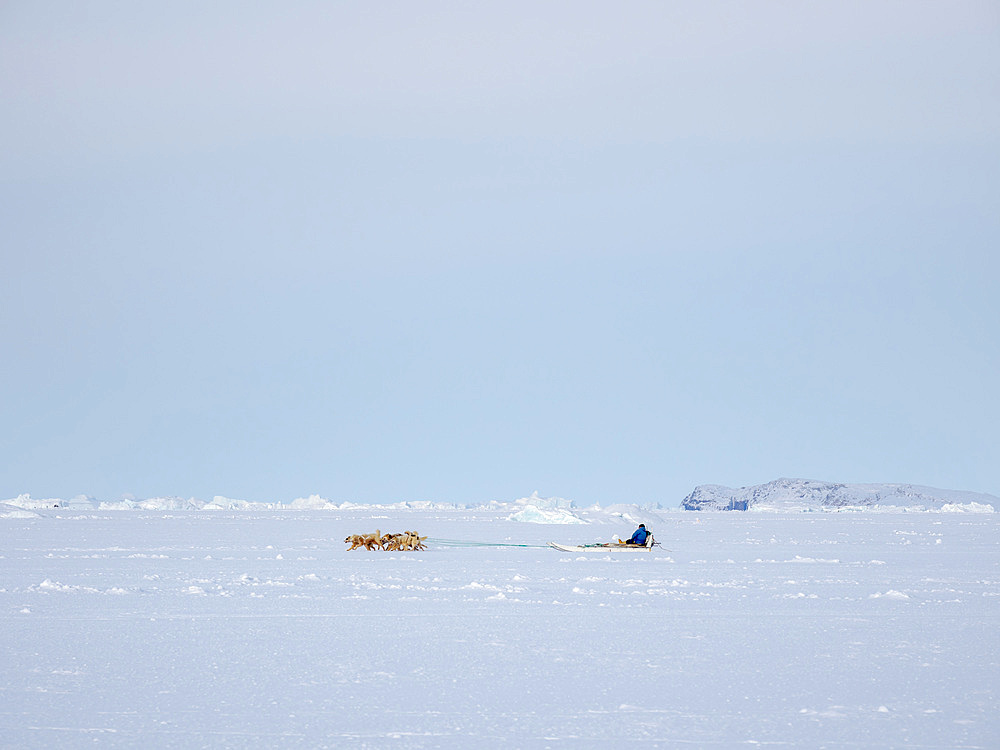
[2,508,998,748]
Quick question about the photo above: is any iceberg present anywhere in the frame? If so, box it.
[507,505,587,524]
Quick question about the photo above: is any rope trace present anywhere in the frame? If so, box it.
[426,538,550,549]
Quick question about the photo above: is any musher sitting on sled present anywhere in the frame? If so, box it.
[627,524,649,545]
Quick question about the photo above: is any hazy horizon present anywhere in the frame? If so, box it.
[3,2,998,505]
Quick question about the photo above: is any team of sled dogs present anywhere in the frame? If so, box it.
[344,529,427,551]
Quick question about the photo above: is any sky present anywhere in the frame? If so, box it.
[2,1,998,506]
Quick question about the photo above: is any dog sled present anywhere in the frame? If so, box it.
[548,535,656,553]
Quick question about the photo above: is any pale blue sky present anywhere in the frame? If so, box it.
[2,2,998,505]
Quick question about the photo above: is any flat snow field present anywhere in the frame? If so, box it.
[2,510,998,749]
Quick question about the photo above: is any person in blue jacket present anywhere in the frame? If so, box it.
[628,524,649,545]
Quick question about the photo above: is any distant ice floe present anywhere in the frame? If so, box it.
[3,480,996,515]
[599,504,657,526]
[3,493,63,510]
[287,494,338,510]
[870,590,911,600]
[202,496,267,510]
[513,491,574,510]
[939,502,995,513]
[0,502,41,519]
[98,496,220,511]
[508,505,587,524]
[506,491,588,524]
